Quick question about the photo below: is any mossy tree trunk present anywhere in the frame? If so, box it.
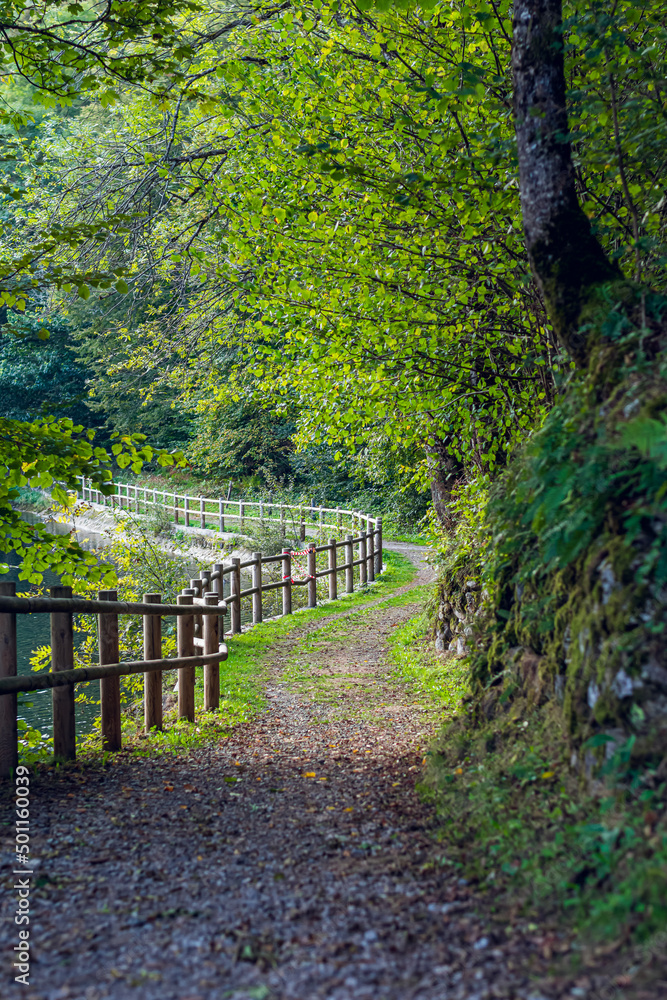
[512,0,621,365]
[425,435,464,531]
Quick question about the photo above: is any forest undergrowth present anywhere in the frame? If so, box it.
[384,618,667,988]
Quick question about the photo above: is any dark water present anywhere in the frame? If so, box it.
[1,512,101,743]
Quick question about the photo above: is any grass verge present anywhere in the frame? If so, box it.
[421,693,667,959]
[383,530,431,545]
[387,611,468,720]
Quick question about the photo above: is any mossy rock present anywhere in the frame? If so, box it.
[439,286,667,767]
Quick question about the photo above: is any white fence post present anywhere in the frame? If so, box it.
[252,553,262,624]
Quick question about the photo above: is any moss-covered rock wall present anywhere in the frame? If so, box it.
[435,289,667,768]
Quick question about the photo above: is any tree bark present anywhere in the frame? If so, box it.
[426,436,463,530]
[512,0,620,365]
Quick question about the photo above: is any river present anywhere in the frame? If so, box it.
[2,512,103,743]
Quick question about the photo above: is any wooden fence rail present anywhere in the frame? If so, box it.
[1,501,385,778]
[0,580,228,776]
[76,476,381,542]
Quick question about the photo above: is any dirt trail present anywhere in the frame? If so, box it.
[1,546,564,1000]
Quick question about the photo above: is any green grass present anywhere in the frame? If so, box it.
[277,572,442,719]
[422,699,667,949]
[387,611,468,718]
[383,530,430,545]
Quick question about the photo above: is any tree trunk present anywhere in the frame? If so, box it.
[426,436,463,530]
[512,0,620,365]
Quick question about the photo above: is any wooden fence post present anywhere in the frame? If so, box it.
[174,494,179,525]
[328,539,337,601]
[252,552,262,624]
[184,497,190,527]
[219,499,225,532]
[300,507,306,542]
[98,589,121,752]
[230,559,241,633]
[345,534,354,594]
[200,497,206,529]
[240,502,245,529]
[51,585,76,761]
[177,593,195,722]
[359,531,367,586]
[0,581,17,778]
[307,545,317,608]
[282,549,292,615]
[200,570,211,596]
[203,593,220,711]
[212,562,224,642]
[143,594,162,732]
[375,517,383,575]
[367,526,375,582]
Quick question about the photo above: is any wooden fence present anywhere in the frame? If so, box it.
[77,476,378,542]
[0,521,384,777]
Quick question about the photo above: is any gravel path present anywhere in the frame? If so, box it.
[1,546,593,1000]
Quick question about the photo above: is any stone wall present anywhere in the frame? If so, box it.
[434,579,488,658]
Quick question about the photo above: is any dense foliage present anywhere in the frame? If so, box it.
[2,0,667,607]
[20,0,665,482]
